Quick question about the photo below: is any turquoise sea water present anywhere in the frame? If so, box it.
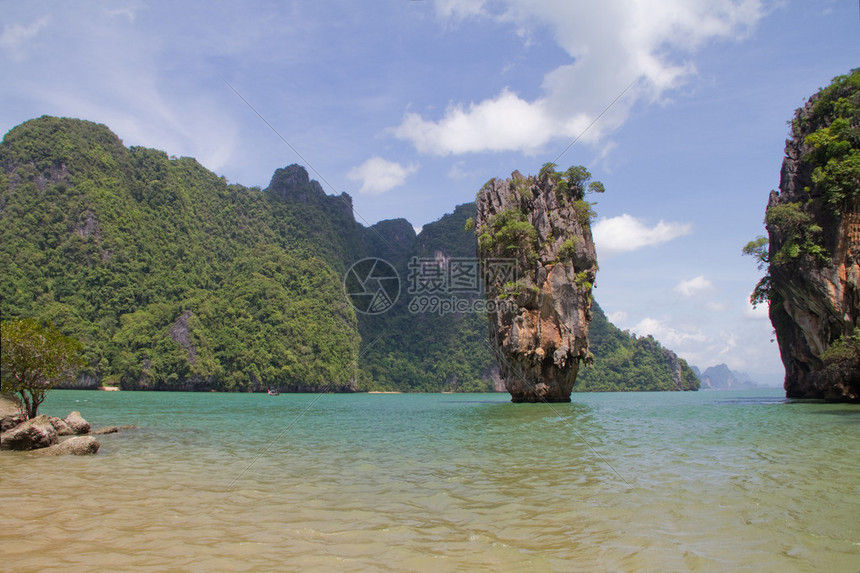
[2,389,859,572]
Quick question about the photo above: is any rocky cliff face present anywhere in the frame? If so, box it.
[476,168,598,402]
[764,71,860,402]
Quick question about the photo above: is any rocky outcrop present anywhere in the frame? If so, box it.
[64,411,91,434]
[764,71,860,402]
[0,408,126,455]
[265,164,354,221]
[33,436,100,456]
[0,415,59,450]
[0,414,24,432]
[90,426,119,435]
[54,373,102,390]
[699,364,758,390]
[636,336,699,391]
[476,168,598,402]
[49,416,76,436]
[169,310,197,365]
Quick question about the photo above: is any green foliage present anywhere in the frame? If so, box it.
[557,237,580,260]
[573,199,597,227]
[742,236,769,270]
[816,328,860,386]
[747,71,859,314]
[539,162,558,179]
[749,275,772,309]
[0,117,359,393]
[575,303,699,392]
[742,236,771,307]
[793,69,860,138]
[357,204,496,393]
[574,271,592,290]
[587,181,606,195]
[1,118,694,395]
[548,165,602,204]
[805,116,860,211]
[477,232,494,251]
[464,217,475,231]
[819,328,860,366]
[477,207,539,265]
[499,280,539,299]
[765,202,828,265]
[1,318,85,418]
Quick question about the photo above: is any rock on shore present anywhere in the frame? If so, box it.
[64,411,91,434]
[32,436,101,456]
[0,397,106,455]
[0,415,59,451]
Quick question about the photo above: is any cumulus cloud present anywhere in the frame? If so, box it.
[607,310,628,324]
[592,213,691,256]
[347,157,418,195]
[675,275,714,297]
[631,317,707,346]
[0,16,49,59]
[394,88,588,155]
[395,0,765,155]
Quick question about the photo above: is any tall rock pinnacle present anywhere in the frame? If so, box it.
[475,166,600,402]
[758,70,860,402]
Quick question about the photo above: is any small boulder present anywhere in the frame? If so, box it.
[49,416,75,436]
[33,436,100,456]
[1,414,25,433]
[90,426,118,435]
[64,411,90,435]
[0,415,59,450]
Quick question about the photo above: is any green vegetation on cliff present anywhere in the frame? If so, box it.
[745,69,860,401]
[357,203,497,392]
[1,116,699,393]
[0,117,359,391]
[745,69,860,297]
[575,304,699,392]
[796,70,860,211]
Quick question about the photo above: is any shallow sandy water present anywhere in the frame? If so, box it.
[2,390,858,571]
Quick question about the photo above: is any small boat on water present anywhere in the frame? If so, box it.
[267,388,280,396]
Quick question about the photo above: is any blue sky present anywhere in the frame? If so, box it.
[1,0,857,384]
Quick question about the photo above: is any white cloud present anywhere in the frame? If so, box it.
[631,317,707,346]
[592,213,691,256]
[607,310,628,324]
[397,0,765,155]
[0,16,49,60]
[347,157,418,195]
[394,88,588,155]
[675,275,714,297]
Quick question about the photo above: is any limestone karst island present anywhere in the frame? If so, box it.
[746,69,860,403]
[0,118,700,401]
[0,72,858,413]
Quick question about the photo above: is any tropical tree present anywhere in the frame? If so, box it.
[0,319,85,419]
